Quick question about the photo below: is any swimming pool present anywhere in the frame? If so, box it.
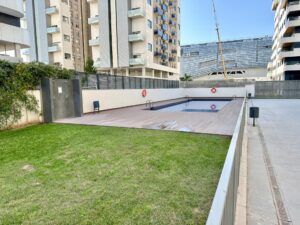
[152,99,231,113]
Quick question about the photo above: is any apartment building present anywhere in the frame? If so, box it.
[182,37,272,80]
[87,0,181,80]
[0,0,29,63]
[23,0,88,71]
[270,0,300,80]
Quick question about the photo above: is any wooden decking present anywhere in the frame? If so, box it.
[56,98,244,136]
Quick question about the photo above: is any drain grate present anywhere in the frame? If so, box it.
[258,126,293,225]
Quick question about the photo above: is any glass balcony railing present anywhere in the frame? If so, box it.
[46,6,58,15]
[128,33,144,42]
[48,44,61,53]
[47,26,60,34]
[88,15,99,25]
[154,29,164,37]
[129,57,145,65]
[128,8,145,18]
[154,7,163,15]
[89,38,100,46]
[94,58,101,68]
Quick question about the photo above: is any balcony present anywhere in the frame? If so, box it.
[88,15,99,25]
[48,44,61,53]
[0,23,30,47]
[161,4,168,11]
[0,54,22,63]
[161,14,168,22]
[128,32,144,42]
[161,54,168,60]
[272,0,279,10]
[94,58,101,68]
[154,51,162,56]
[162,24,168,31]
[128,8,145,18]
[162,34,168,41]
[22,48,30,55]
[47,26,60,34]
[46,6,58,15]
[161,44,168,50]
[154,7,163,15]
[154,29,163,37]
[279,48,300,59]
[87,0,97,3]
[129,57,145,66]
[89,38,100,46]
[284,63,300,71]
[169,57,176,62]
[279,34,300,47]
[169,20,176,26]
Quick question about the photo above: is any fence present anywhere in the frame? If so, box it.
[76,73,179,90]
[206,99,246,225]
[255,81,300,98]
[181,80,255,88]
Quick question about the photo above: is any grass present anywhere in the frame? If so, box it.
[0,124,230,225]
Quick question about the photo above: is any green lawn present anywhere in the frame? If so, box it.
[0,124,230,225]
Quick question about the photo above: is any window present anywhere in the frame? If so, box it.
[64,53,71,60]
[147,0,151,6]
[148,43,152,52]
[62,16,69,23]
[64,35,70,42]
[147,19,152,29]
[62,0,68,5]
[190,51,199,56]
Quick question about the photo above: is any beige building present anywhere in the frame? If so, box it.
[87,0,181,80]
[23,0,88,71]
[269,0,300,80]
[0,0,30,63]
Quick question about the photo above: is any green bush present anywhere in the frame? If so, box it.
[0,60,74,129]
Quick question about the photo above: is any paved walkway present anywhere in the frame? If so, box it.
[247,99,300,225]
[56,98,244,136]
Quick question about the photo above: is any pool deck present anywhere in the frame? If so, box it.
[247,99,300,225]
[55,98,244,136]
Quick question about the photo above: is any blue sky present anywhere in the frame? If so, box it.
[181,0,274,45]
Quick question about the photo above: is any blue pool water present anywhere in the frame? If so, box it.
[156,100,231,113]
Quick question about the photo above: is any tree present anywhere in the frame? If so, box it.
[180,73,193,82]
[84,58,97,74]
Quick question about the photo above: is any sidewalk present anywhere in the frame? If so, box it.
[247,99,300,225]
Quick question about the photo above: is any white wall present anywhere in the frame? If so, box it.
[82,89,185,113]
[82,86,255,113]
[185,86,255,98]
[13,90,42,128]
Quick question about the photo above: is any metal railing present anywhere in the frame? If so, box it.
[255,81,300,98]
[206,99,246,225]
[181,80,255,88]
[76,73,179,90]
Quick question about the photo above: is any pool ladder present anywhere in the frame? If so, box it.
[146,100,154,110]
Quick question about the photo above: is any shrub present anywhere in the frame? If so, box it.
[84,58,97,74]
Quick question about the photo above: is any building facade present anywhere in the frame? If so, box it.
[269,0,300,80]
[181,37,272,80]
[0,0,29,63]
[22,0,88,71]
[87,0,181,80]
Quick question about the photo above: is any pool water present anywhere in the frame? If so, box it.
[156,100,230,113]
